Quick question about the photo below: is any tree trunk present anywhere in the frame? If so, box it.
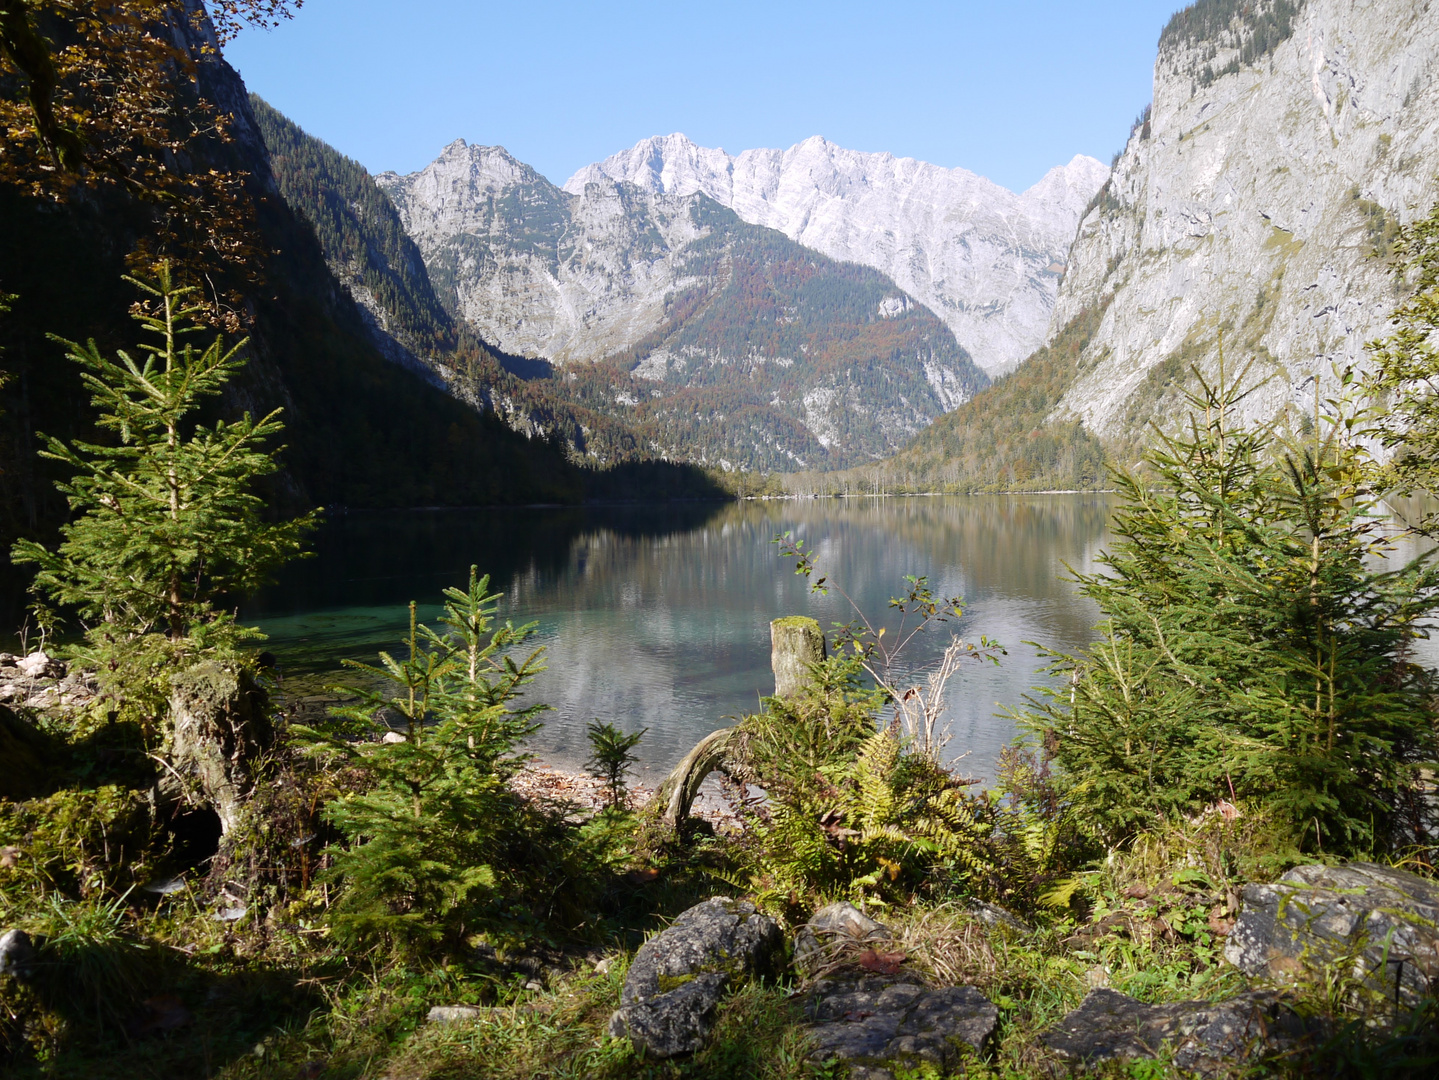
[653,727,740,827]
[653,617,826,827]
[163,661,272,835]
[770,616,825,699]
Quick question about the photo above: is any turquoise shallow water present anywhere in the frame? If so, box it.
[245,495,1114,785]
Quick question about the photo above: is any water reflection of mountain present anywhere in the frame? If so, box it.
[252,502,733,615]
[249,495,1113,782]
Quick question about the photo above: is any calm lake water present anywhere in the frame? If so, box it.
[246,495,1115,785]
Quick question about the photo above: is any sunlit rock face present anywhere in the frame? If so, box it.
[379,142,709,366]
[378,141,991,470]
[1050,0,1439,444]
[566,134,1108,375]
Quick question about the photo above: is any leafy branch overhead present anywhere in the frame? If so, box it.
[0,1,301,281]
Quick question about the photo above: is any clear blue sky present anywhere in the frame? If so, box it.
[226,0,1185,193]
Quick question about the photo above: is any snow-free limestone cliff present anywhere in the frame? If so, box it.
[378,142,989,470]
[567,135,1108,375]
[1050,0,1439,445]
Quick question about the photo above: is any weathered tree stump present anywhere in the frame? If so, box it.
[770,616,826,699]
[653,617,825,827]
[653,727,740,826]
[163,662,273,835]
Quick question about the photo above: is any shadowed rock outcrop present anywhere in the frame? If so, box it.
[803,975,998,1080]
[0,929,36,980]
[1041,988,1316,1073]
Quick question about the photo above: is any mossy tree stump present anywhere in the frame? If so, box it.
[770,616,826,699]
[163,662,273,836]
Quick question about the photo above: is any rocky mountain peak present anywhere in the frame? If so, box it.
[565,134,1107,372]
[386,138,543,189]
[1020,155,1115,226]
[567,132,735,199]
[376,134,991,471]
[377,139,558,249]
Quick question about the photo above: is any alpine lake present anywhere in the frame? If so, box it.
[245,494,1117,788]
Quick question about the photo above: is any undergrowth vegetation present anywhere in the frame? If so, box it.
[3,211,1439,1078]
[1023,364,1439,856]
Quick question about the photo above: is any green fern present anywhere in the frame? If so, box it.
[728,654,998,913]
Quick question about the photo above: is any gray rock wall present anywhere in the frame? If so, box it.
[567,134,1108,374]
[1050,0,1439,444]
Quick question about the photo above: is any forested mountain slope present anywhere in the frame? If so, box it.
[380,141,988,471]
[249,96,462,382]
[779,307,1109,494]
[250,98,654,466]
[0,4,586,615]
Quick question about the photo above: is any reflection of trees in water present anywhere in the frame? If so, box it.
[741,495,1114,606]
[250,502,731,616]
[507,496,1111,607]
[504,496,1116,769]
[250,496,1116,778]
[254,496,1113,627]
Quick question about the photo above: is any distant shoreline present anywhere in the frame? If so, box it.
[295,490,1118,516]
[744,489,1116,500]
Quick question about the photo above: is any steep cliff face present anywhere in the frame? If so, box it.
[567,134,1108,374]
[1051,0,1439,444]
[381,142,711,365]
[378,142,988,470]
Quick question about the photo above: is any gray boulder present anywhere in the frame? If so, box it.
[1225,861,1438,1010]
[968,900,1032,935]
[0,929,36,979]
[803,974,998,1080]
[428,1005,484,1024]
[609,973,729,1057]
[427,1003,543,1024]
[17,651,63,679]
[1041,988,1316,1073]
[794,901,894,974]
[608,897,782,1057]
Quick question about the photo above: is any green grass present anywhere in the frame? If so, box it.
[2,748,1433,1079]
[4,864,1436,1079]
